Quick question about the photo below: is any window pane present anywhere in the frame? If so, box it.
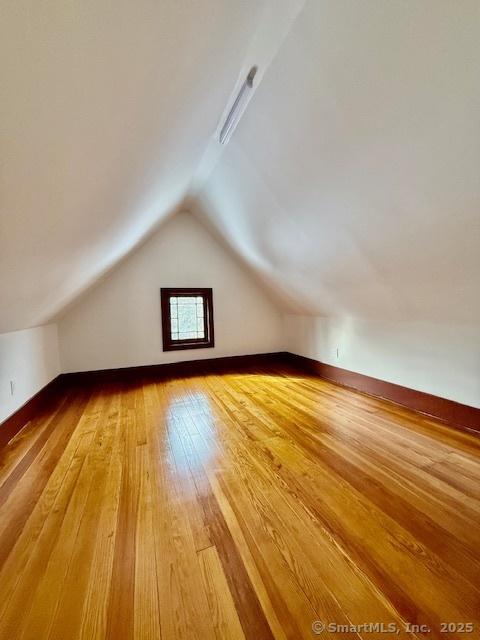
[162,289,213,351]
[177,297,201,335]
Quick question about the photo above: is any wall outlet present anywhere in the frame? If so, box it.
[9,380,15,396]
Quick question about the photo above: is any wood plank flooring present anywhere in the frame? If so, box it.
[0,365,479,639]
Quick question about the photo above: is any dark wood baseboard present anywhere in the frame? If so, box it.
[0,375,67,449]
[62,352,289,385]
[284,352,480,434]
[0,353,286,449]
[2,350,477,451]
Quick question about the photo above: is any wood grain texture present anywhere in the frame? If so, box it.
[285,352,480,433]
[0,375,66,447]
[0,364,478,639]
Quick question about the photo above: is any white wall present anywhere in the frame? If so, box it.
[0,0,270,333]
[0,324,61,424]
[58,212,284,373]
[285,315,480,408]
[199,0,480,325]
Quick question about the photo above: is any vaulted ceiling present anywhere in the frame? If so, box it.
[196,0,480,324]
[0,0,273,332]
[2,1,479,333]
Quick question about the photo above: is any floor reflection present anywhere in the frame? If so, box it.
[165,390,217,480]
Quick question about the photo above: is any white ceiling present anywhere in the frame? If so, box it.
[197,0,480,324]
[2,0,480,332]
[0,0,269,332]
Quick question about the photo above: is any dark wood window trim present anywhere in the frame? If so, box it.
[161,288,214,352]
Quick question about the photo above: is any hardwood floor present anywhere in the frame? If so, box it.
[0,365,479,639]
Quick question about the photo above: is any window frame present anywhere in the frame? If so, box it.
[160,287,215,352]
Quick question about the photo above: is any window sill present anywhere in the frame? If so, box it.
[162,340,215,352]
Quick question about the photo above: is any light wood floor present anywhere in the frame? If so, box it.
[0,366,479,640]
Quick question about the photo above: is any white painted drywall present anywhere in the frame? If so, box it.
[285,315,480,408]
[198,0,480,325]
[58,212,284,373]
[0,0,270,333]
[0,325,61,424]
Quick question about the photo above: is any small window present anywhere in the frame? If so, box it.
[161,288,214,351]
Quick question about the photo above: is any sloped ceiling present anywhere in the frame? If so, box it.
[195,0,480,324]
[0,0,271,332]
[2,0,480,332]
